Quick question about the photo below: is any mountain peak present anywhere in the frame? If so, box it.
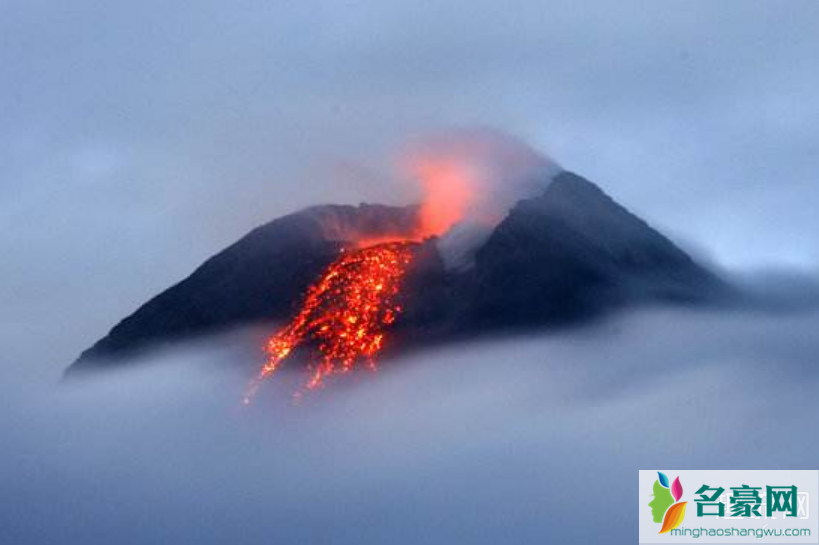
[67,171,728,374]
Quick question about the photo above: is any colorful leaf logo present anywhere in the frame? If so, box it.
[659,502,687,534]
[657,471,669,488]
[671,477,683,502]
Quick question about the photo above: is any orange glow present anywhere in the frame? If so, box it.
[244,241,414,402]
[412,158,476,237]
[403,129,555,240]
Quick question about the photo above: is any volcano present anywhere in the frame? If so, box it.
[67,171,729,376]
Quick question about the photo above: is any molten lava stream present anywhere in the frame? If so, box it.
[243,241,414,403]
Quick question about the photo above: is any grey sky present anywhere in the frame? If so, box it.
[1,0,818,376]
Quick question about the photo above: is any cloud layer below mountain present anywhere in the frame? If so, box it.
[3,307,818,545]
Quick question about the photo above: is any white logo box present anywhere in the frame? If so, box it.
[639,470,819,544]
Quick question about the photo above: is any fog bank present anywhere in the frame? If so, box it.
[2,307,818,544]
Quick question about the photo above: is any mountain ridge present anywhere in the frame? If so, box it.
[67,171,729,374]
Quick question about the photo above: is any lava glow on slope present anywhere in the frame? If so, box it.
[244,131,550,402]
[244,241,414,402]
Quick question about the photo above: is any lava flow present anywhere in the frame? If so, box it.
[244,241,414,402]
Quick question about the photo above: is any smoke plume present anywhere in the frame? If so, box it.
[403,129,561,269]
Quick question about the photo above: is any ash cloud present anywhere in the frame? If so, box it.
[402,128,561,269]
[3,307,819,545]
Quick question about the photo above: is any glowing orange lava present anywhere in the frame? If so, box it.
[244,241,414,402]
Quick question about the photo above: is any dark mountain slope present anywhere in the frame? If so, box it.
[68,172,729,374]
[456,172,724,329]
[71,204,418,371]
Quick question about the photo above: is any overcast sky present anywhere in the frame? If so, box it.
[1,0,818,375]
